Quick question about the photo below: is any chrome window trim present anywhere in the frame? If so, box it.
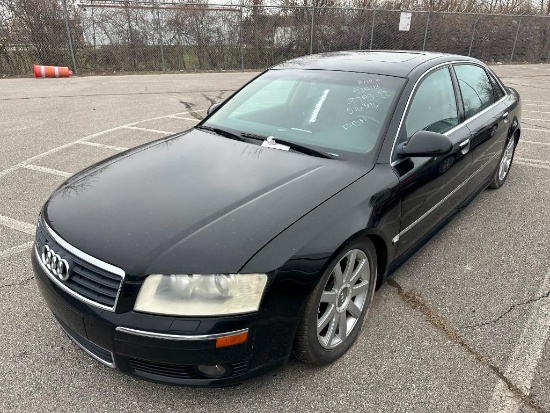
[115,327,249,342]
[41,219,125,278]
[58,322,116,368]
[389,60,508,166]
[392,148,501,244]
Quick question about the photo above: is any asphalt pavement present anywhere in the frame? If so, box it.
[0,64,548,412]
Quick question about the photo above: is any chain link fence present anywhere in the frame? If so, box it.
[1,1,550,76]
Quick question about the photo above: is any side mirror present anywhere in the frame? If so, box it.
[207,103,221,115]
[396,130,453,158]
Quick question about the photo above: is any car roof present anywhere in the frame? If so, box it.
[270,51,480,78]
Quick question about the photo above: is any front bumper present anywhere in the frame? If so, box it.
[32,248,292,386]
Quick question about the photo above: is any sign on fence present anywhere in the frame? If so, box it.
[399,12,412,31]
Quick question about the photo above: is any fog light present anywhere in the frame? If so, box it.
[197,364,229,378]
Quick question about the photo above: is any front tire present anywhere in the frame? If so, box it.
[293,238,377,365]
[489,136,516,189]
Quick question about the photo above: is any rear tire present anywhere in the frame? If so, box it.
[293,238,377,365]
[489,136,516,189]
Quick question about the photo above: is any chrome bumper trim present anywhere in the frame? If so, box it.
[58,323,116,368]
[116,327,249,341]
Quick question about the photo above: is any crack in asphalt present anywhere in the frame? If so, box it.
[386,278,547,413]
[462,290,550,330]
[217,90,229,100]
[0,276,34,290]
[201,93,216,106]
[179,100,204,120]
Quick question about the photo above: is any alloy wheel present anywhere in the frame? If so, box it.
[317,249,370,349]
[498,138,515,181]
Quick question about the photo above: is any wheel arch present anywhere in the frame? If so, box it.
[320,229,390,291]
[514,126,521,144]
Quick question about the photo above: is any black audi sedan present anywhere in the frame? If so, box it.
[32,51,521,386]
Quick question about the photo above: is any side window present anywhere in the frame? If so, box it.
[454,64,495,119]
[488,72,505,101]
[404,67,459,140]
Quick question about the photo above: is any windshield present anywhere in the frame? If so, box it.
[202,69,405,162]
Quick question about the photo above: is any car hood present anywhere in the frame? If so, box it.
[44,129,372,276]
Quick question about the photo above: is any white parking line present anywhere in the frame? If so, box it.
[0,126,125,180]
[0,110,199,181]
[23,164,72,178]
[525,103,548,107]
[515,161,550,170]
[522,128,550,133]
[523,110,550,114]
[520,140,550,146]
[516,157,550,164]
[487,269,550,413]
[123,126,171,135]
[0,215,35,234]
[0,241,34,260]
[165,115,200,121]
[523,117,550,122]
[76,141,128,151]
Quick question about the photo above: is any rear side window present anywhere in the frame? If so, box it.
[454,64,495,119]
[488,72,506,101]
[404,67,459,140]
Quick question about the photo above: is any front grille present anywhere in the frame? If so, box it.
[54,314,114,367]
[128,358,250,380]
[36,221,123,310]
[65,263,121,307]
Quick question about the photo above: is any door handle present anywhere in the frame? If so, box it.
[459,138,470,155]
[502,112,509,122]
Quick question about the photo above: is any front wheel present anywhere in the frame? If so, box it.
[489,137,516,189]
[293,238,377,365]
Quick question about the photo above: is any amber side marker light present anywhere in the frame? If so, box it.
[216,331,249,348]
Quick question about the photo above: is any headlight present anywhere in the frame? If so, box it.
[134,273,268,316]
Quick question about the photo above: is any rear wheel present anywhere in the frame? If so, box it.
[293,238,377,365]
[489,137,516,189]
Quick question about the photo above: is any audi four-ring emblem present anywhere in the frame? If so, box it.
[41,245,70,281]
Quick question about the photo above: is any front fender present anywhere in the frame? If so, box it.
[240,164,401,282]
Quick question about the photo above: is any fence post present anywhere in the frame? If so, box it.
[156,7,166,71]
[468,18,479,57]
[358,9,369,49]
[510,18,521,63]
[309,5,315,54]
[369,9,376,50]
[422,12,430,51]
[61,0,78,74]
[239,5,244,70]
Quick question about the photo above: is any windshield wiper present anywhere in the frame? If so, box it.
[240,133,334,159]
[197,125,245,142]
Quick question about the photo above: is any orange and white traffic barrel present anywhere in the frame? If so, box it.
[33,64,73,78]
